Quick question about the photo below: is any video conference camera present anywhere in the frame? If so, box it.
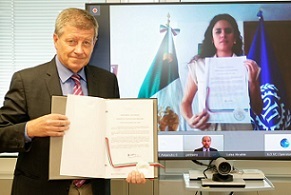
[212,157,233,182]
[215,157,232,175]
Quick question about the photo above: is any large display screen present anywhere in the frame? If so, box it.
[86,1,291,160]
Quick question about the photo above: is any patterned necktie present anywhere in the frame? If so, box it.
[71,74,84,95]
[71,74,86,188]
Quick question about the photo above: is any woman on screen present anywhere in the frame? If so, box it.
[180,13,263,131]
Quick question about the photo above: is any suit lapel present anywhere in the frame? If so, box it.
[44,58,63,96]
[85,66,100,97]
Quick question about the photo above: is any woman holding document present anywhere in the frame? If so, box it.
[181,14,263,131]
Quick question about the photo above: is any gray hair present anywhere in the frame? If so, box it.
[54,8,98,40]
[202,136,211,141]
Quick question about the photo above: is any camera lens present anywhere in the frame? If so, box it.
[218,162,231,175]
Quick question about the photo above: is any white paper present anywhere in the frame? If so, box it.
[61,95,106,178]
[203,56,250,123]
[104,99,154,178]
[60,95,155,178]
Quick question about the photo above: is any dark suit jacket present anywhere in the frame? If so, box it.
[194,147,218,152]
[0,57,120,195]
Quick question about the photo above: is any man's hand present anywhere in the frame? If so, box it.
[126,170,147,184]
[26,114,70,138]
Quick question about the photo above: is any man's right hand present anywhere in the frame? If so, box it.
[26,114,70,138]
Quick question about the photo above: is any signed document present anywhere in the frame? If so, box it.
[204,56,250,123]
[55,95,157,179]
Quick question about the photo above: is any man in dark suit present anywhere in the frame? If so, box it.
[0,8,145,195]
[194,136,218,152]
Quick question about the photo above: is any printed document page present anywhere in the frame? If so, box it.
[104,99,155,178]
[204,56,250,123]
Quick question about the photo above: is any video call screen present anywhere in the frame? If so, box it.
[87,2,291,160]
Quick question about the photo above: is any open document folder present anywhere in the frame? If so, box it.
[49,95,159,180]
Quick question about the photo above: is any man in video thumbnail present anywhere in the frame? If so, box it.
[194,136,218,152]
